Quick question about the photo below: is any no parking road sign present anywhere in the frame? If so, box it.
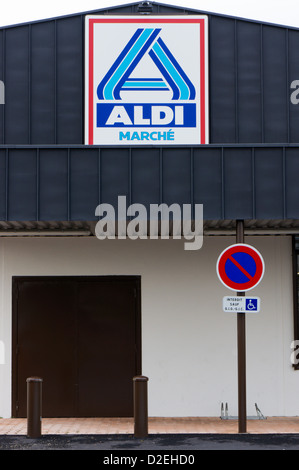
[216,243,265,292]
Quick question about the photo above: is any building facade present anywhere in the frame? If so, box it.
[0,1,299,419]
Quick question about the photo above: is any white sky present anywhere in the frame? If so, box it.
[1,0,299,29]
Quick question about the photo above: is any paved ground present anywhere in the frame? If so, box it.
[0,433,299,451]
[0,417,299,456]
[2,416,299,434]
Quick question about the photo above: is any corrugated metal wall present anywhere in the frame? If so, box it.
[0,2,299,224]
[0,3,299,145]
[0,144,299,222]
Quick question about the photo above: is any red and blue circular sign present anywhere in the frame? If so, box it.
[216,244,265,292]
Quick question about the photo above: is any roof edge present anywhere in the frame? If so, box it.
[0,1,298,31]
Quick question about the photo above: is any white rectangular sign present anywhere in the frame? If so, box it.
[85,15,209,145]
[223,296,260,313]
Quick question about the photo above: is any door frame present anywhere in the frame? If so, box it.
[11,275,142,418]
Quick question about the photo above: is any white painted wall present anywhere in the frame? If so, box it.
[0,234,297,418]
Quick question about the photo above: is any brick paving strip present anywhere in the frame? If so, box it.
[0,417,299,435]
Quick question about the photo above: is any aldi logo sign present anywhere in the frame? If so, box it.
[85,16,208,145]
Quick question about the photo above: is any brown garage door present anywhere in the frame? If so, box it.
[12,276,141,418]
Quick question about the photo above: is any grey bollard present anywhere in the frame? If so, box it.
[26,377,43,438]
[133,375,149,438]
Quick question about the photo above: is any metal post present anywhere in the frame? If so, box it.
[133,375,149,438]
[236,220,247,433]
[26,377,42,438]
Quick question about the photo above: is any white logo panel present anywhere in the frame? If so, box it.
[85,16,209,145]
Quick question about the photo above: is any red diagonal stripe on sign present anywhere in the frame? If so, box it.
[228,255,253,281]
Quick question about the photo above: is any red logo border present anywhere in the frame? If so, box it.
[86,16,207,145]
[216,244,265,292]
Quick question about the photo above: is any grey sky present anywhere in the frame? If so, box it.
[1,0,299,28]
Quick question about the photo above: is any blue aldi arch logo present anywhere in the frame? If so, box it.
[85,16,208,145]
[97,28,196,100]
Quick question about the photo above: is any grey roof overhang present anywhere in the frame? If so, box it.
[0,143,298,234]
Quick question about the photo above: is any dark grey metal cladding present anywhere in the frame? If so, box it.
[0,17,83,144]
[209,16,293,144]
[0,3,298,225]
[0,145,298,222]
[0,3,299,144]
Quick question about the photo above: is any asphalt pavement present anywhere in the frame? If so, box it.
[0,432,299,453]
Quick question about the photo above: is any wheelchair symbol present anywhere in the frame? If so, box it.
[246,298,257,311]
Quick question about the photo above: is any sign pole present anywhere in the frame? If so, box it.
[236,219,247,433]
[216,228,264,432]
